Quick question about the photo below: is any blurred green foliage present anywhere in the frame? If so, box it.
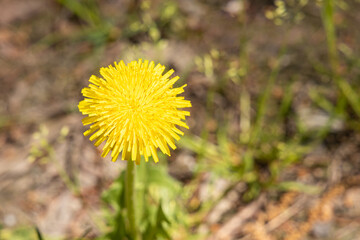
[0,226,44,240]
[55,0,185,46]
[180,0,360,205]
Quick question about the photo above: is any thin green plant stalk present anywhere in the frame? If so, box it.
[321,0,360,117]
[248,48,284,147]
[50,153,80,196]
[322,0,337,71]
[126,160,137,240]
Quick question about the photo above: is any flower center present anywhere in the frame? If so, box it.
[127,97,145,114]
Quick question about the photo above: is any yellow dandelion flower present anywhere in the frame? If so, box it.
[78,59,191,164]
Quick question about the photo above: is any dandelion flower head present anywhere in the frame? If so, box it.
[78,59,191,164]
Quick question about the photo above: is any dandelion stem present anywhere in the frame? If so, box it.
[126,160,137,239]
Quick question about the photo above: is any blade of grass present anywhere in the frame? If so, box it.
[278,77,295,120]
[35,226,43,240]
[57,0,101,26]
[276,181,321,195]
[321,0,360,118]
[309,88,334,114]
[240,88,251,144]
[178,135,220,162]
[248,48,285,146]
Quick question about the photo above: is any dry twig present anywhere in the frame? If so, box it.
[207,194,266,240]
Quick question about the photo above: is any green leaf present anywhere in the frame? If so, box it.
[106,211,127,240]
[276,181,321,194]
[142,202,172,240]
[101,172,126,210]
[35,227,43,240]
[156,202,171,225]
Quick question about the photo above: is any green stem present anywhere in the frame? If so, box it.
[321,0,360,117]
[52,154,80,196]
[322,0,338,71]
[126,160,137,240]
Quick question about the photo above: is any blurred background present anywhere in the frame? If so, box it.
[1,0,360,239]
